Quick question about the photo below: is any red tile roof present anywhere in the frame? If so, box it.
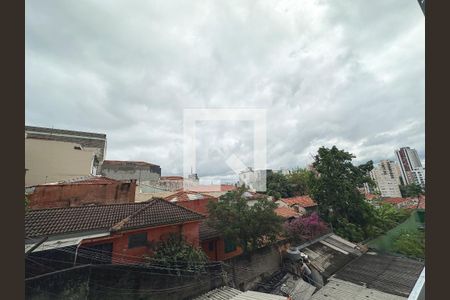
[164,191,217,202]
[381,197,408,205]
[280,196,317,207]
[32,176,125,187]
[365,194,379,200]
[274,207,300,219]
[25,199,205,239]
[160,176,184,181]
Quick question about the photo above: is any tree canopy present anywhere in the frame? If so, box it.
[207,187,283,255]
[310,146,374,232]
[286,168,315,196]
[266,172,292,199]
[400,183,424,198]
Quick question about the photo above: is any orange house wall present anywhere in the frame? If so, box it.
[201,238,242,261]
[81,221,201,264]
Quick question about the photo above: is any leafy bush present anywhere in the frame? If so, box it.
[284,212,329,243]
[146,233,208,273]
[392,230,425,259]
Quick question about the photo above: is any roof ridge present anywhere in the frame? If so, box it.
[26,201,148,213]
[159,198,207,218]
[110,200,158,232]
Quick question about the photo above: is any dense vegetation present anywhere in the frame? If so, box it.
[284,212,329,243]
[266,146,413,243]
[207,187,283,255]
[148,233,208,272]
[392,230,425,259]
[400,183,424,198]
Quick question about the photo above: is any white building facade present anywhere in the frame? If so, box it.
[370,160,402,198]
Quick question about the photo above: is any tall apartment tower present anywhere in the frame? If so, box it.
[370,160,402,198]
[395,147,423,185]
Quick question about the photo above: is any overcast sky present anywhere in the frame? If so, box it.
[25,0,424,181]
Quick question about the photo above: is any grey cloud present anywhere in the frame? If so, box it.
[26,0,424,178]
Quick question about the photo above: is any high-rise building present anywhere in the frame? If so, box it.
[395,147,423,185]
[370,160,402,198]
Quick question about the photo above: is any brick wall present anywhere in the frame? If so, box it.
[176,198,218,216]
[28,180,136,209]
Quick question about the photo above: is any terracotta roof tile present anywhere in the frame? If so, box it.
[280,196,317,207]
[199,221,221,241]
[274,207,300,219]
[25,199,205,239]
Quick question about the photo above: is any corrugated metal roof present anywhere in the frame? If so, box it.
[333,252,424,297]
[194,286,242,300]
[194,287,288,300]
[310,278,407,300]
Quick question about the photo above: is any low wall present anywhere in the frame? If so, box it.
[25,263,225,300]
[224,244,284,291]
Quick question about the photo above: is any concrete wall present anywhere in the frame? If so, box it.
[224,244,284,291]
[25,139,95,186]
[28,180,136,209]
[100,165,161,182]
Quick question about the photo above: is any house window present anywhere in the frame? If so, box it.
[208,241,214,251]
[128,232,148,248]
[224,239,236,253]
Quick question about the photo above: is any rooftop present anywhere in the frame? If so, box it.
[25,198,205,239]
[298,234,364,279]
[194,286,287,300]
[310,277,406,300]
[101,160,160,168]
[199,220,222,241]
[274,207,300,219]
[28,176,126,188]
[25,125,106,139]
[333,252,424,297]
[279,196,317,207]
[164,190,217,202]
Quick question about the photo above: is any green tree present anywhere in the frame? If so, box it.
[287,168,315,196]
[400,183,424,198]
[310,146,375,242]
[266,172,292,199]
[207,187,283,255]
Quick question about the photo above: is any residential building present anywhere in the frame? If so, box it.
[411,167,426,188]
[395,147,424,185]
[25,176,136,210]
[276,196,318,215]
[25,125,107,173]
[274,206,300,220]
[25,199,205,266]
[163,190,242,261]
[159,176,184,191]
[99,160,161,183]
[164,190,218,215]
[239,168,273,192]
[25,138,97,186]
[370,160,402,198]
